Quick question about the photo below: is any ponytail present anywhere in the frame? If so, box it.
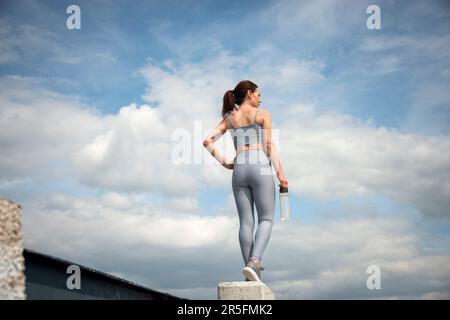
[222,90,236,118]
[222,80,258,119]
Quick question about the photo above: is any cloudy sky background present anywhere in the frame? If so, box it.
[1,0,450,299]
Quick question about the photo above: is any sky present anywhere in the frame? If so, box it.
[1,0,450,299]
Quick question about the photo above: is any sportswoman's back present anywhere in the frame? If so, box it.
[202,80,288,282]
[226,106,269,164]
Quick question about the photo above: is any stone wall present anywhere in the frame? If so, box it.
[0,197,26,300]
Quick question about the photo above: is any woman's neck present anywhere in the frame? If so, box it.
[238,103,255,111]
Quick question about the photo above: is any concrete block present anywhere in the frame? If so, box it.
[217,281,275,300]
[0,197,26,300]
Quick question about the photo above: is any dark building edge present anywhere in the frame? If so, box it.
[24,248,189,300]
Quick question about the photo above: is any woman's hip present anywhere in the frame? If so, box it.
[232,160,274,188]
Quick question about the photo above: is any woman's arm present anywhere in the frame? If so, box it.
[262,110,288,188]
[267,142,288,188]
[202,118,234,170]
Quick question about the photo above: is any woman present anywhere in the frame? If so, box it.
[203,80,288,282]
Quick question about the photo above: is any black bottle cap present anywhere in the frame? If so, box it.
[279,186,288,193]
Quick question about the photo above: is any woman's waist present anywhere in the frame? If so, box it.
[236,143,265,153]
[234,147,270,165]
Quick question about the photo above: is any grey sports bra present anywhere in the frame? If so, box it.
[226,108,264,151]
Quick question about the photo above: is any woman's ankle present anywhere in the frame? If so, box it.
[249,257,261,267]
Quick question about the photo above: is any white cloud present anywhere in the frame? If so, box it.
[167,196,200,214]
[0,75,104,179]
[0,73,230,195]
[73,102,201,195]
[100,192,134,210]
[25,192,237,250]
[276,103,450,218]
[2,0,449,301]
[21,193,450,299]
[2,58,450,218]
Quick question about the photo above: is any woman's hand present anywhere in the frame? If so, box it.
[223,159,234,170]
[277,172,288,189]
[223,162,234,170]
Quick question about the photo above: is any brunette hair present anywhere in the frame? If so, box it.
[222,80,258,118]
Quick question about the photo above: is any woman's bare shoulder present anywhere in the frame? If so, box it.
[259,107,271,117]
[258,107,272,125]
[224,109,237,128]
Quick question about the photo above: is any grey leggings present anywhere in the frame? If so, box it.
[232,149,276,266]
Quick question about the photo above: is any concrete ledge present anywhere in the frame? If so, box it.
[0,197,26,300]
[217,281,275,300]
